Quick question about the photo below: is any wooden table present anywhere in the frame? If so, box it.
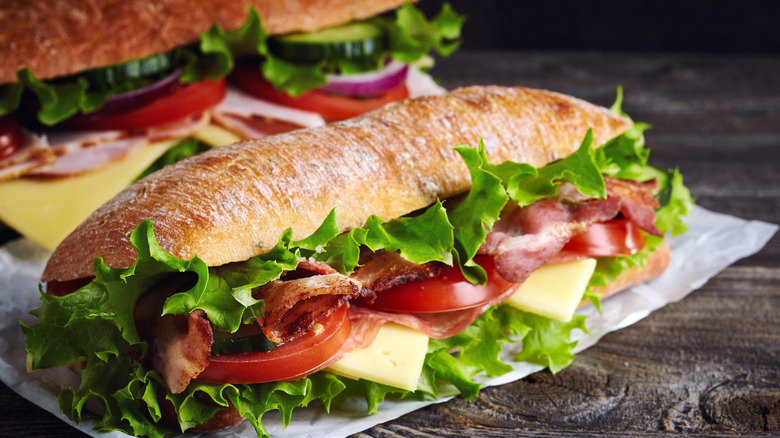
[1,51,778,437]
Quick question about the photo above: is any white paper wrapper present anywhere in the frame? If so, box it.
[0,205,776,438]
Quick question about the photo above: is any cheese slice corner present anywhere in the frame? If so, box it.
[0,140,176,250]
[505,258,597,322]
[0,123,242,250]
[193,124,242,147]
[326,323,429,392]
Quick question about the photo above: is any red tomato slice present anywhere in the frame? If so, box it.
[197,305,350,384]
[560,219,646,259]
[231,63,409,121]
[0,114,24,160]
[368,257,517,314]
[63,79,227,131]
[46,277,94,297]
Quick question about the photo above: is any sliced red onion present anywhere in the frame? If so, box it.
[92,68,183,115]
[319,61,408,97]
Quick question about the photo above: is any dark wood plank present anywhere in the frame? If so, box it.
[1,50,778,437]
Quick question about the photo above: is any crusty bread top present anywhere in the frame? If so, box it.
[42,86,632,282]
[0,0,406,84]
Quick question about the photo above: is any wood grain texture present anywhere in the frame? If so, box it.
[1,51,778,437]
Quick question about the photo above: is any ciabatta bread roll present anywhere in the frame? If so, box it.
[0,0,406,84]
[43,86,632,282]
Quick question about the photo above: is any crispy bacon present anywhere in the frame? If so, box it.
[352,251,442,292]
[150,310,213,394]
[254,273,373,344]
[606,176,661,236]
[480,197,621,283]
[284,259,338,279]
[479,177,662,283]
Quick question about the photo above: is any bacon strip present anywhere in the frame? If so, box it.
[480,197,621,283]
[352,251,442,292]
[151,309,213,394]
[606,176,661,236]
[254,273,373,344]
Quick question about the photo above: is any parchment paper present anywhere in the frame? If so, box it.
[0,205,776,438]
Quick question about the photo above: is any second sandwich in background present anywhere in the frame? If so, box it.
[0,0,463,249]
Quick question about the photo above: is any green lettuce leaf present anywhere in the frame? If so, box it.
[654,167,694,236]
[598,87,694,235]
[384,2,465,63]
[512,311,588,374]
[188,8,267,82]
[16,69,105,126]
[313,201,455,274]
[134,138,211,181]
[448,141,508,283]
[487,129,606,206]
[164,229,299,332]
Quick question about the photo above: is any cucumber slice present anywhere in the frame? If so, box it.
[81,51,179,93]
[268,21,387,63]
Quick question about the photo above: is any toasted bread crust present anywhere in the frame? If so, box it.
[0,0,405,84]
[42,86,632,282]
[591,241,672,302]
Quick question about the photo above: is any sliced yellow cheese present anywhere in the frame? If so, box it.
[505,258,597,322]
[193,124,242,147]
[326,323,429,391]
[0,140,176,250]
[0,124,242,250]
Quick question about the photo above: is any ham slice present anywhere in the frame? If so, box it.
[211,69,444,140]
[213,86,325,139]
[0,130,55,182]
[26,112,210,177]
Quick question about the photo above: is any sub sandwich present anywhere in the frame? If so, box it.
[0,0,462,249]
[22,86,693,437]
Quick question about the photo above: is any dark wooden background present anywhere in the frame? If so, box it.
[421,0,780,53]
[2,2,779,436]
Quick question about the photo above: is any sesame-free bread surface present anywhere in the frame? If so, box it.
[42,86,632,282]
[0,0,406,84]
